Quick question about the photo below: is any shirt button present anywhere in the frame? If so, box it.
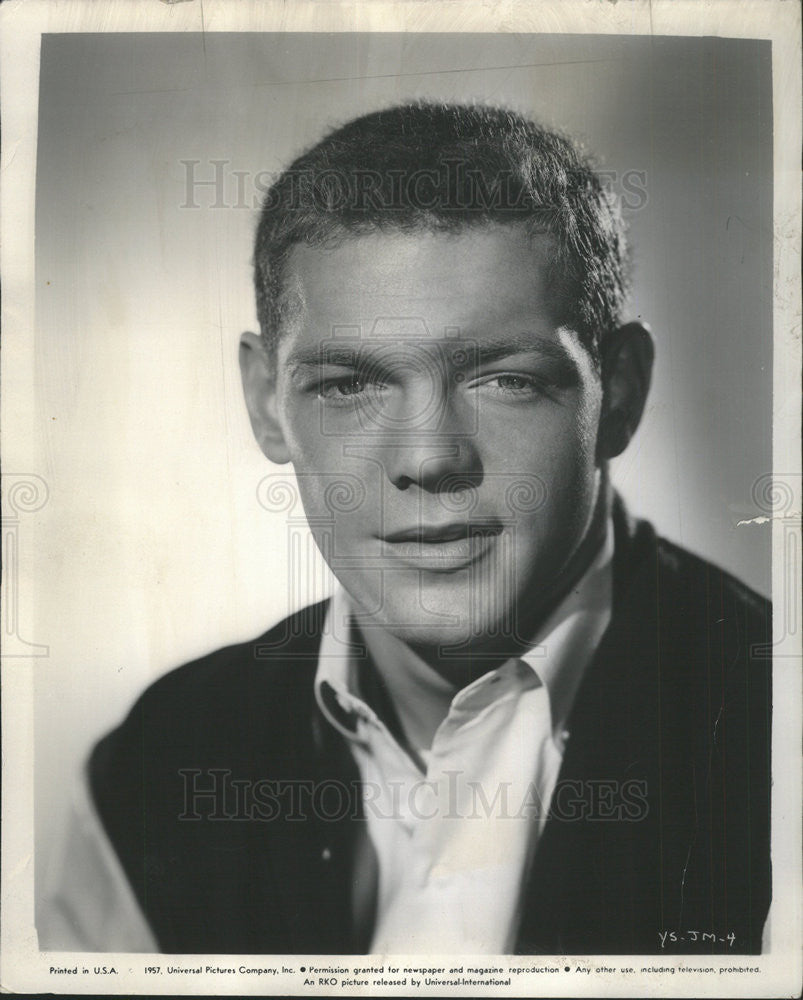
[321,847,332,862]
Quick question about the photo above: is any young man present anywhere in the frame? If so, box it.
[45,103,771,955]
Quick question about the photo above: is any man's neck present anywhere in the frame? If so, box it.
[355,625,456,761]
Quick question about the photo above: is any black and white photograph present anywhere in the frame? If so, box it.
[1,1,800,996]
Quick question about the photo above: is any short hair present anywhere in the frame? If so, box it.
[253,101,629,365]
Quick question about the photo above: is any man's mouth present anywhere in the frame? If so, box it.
[379,522,503,570]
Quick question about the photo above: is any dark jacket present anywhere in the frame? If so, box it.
[89,505,772,954]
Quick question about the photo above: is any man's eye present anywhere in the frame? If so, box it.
[493,374,533,391]
[319,377,365,398]
[317,377,385,401]
[477,373,542,395]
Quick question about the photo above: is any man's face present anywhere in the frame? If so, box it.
[267,225,605,653]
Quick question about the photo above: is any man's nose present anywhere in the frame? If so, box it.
[377,381,481,492]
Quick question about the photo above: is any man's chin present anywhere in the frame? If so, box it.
[347,586,531,661]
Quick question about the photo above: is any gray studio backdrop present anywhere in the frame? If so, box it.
[34,32,772,914]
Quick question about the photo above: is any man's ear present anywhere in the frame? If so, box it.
[239,331,291,465]
[597,321,655,460]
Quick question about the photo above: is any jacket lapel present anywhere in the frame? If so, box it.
[515,505,665,953]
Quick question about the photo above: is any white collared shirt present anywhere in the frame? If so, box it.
[315,527,614,954]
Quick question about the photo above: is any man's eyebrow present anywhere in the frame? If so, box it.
[285,345,370,373]
[284,335,579,374]
[472,334,577,366]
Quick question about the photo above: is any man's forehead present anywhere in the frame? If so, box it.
[280,225,560,337]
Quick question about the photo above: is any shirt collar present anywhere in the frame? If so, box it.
[315,588,372,739]
[315,519,614,743]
